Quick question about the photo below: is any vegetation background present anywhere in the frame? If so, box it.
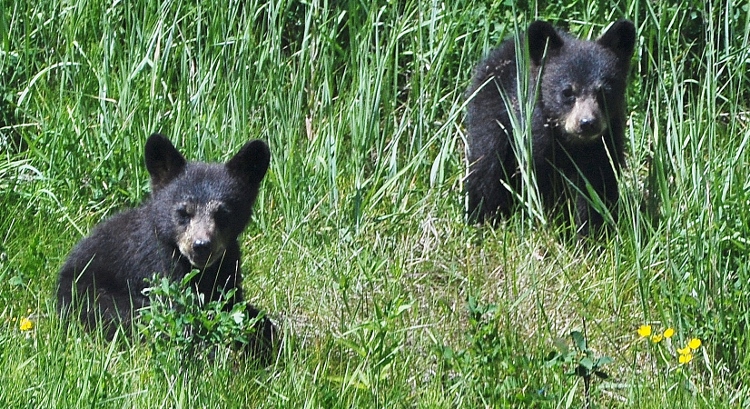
[1,0,749,407]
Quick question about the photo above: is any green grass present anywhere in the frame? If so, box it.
[2,0,750,407]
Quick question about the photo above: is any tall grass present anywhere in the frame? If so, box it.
[1,0,749,407]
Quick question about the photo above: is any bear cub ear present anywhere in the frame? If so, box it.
[527,21,565,66]
[145,133,187,191]
[226,139,271,186]
[597,20,636,60]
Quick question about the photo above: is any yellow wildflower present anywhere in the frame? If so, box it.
[679,352,693,364]
[663,328,675,338]
[637,325,652,338]
[677,346,691,355]
[688,338,702,350]
[19,317,33,331]
[650,333,664,343]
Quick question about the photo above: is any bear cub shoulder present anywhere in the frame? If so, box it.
[465,20,636,235]
[57,134,275,357]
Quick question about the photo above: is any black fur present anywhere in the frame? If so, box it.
[465,20,636,235]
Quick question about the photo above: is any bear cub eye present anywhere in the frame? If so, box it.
[214,204,231,227]
[561,86,576,104]
[176,203,194,225]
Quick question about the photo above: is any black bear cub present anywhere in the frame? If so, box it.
[465,20,636,235]
[57,134,275,358]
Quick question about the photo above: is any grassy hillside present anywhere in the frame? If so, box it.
[1,0,750,407]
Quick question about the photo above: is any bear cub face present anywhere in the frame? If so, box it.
[145,134,269,269]
[528,20,635,145]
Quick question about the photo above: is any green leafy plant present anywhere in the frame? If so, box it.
[137,270,265,363]
[546,328,612,409]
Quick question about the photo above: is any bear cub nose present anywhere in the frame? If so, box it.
[579,117,601,135]
[193,238,212,259]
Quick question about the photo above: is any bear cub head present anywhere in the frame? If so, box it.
[145,133,270,268]
[527,20,636,143]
